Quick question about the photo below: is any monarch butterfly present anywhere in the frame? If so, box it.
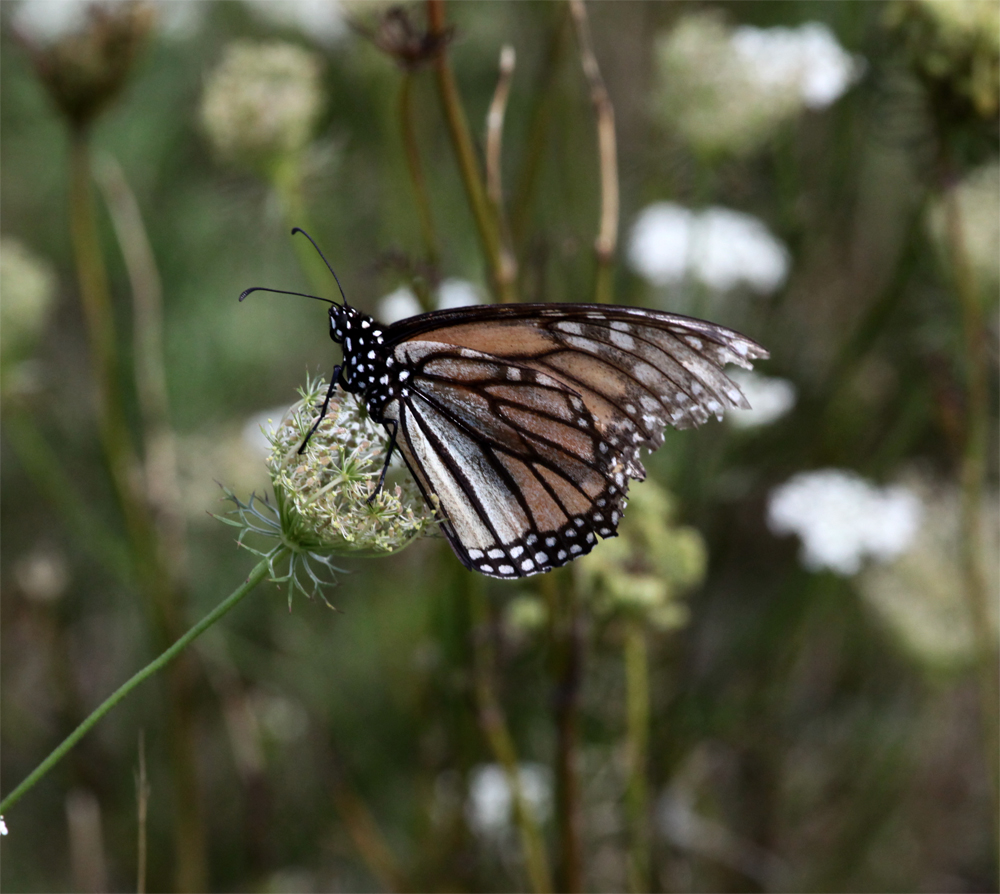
[242,230,768,580]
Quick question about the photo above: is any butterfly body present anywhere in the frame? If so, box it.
[319,301,768,580]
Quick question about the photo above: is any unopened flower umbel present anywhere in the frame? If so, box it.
[221,377,436,600]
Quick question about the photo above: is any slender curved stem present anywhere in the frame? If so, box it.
[624,621,650,893]
[569,0,619,304]
[469,576,553,893]
[426,0,513,302]
[0,559,271,817]
[400,71,440,311]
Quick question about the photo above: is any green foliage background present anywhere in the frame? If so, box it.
[1,2,997,892]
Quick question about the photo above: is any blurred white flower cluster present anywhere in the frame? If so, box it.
[14,0,201,43]
[201,40,323,173]
[466,763,552,839]
[1,237,57,394]
[926,160,1000,291]
[767,469,923,575]
[859,480,999,671]
[376,278,484,324]
[654,13,864,155]
[628,203,790,295]
[242,0,348,47]
[726,371,797,429]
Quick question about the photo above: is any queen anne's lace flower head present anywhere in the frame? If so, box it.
[628,203,790,295]
[767,469,923,575]
[201,40,323,174]
[220,377,436,602]
[266,378,436,556]
[654,13,863,156]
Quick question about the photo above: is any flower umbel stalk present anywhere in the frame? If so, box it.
[0,560,271,817]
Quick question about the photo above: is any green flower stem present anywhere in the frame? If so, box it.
[943,179,999,841]
[400,71,440,311]
[0,559,271,818]
[271,156,335,301]
[624,621,651,894]
[569,0,619,305]
[469,577,553,893]
[511,4,570,252]
[70,126,207,890]
[426,0,513,303]
[96,154,188,579]
[544,570,584,893]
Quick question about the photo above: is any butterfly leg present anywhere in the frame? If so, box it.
[366,418,398,504]
[298,365,341,454]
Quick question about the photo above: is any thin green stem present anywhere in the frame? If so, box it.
[942,180,999,841]
[544,570,584,893]
[569,0,619,304]
[511,4,570,252]
[70,125,205,890]
[0,559,271,817]
[272,156,336,300]
[469,577,553,893]
[400,71,440,311]
[426,0,512,302]
[624,621,650,894]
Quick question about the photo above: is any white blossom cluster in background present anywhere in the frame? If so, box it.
[242,0,348,46]
[926,160,1000,290]
[376,279,484,324]
[466,763,552,838]
[654,13,864,155]
[13,0,203,43]
[628,203,790,295]
[200,40,323,169]
[859,480,999,671]
[727,371,797,429]
[767,469,923,575]
[0,237,57,368]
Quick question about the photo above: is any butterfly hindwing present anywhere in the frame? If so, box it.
[384,342,628,578]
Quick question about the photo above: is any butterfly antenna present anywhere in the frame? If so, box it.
[291,227,349,306]
[239,286,335,305]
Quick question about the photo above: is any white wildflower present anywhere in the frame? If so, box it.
[628,203,790,295]
[0,816,7,835]
[467,763,552,838]
[242,0,348,47]
[731,22,865,110]
[376,278,483,324]
[859,481,999,670]
[13,0,201,43]
[655,13,863,155]
[926,160,1000,291]
[376,286,422,324]
[727,371,796,428]
[201,40,323,171]
[0,237,57,367]
[437,278,484,311]
[13,0,101,44]
[767,469,923,575]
